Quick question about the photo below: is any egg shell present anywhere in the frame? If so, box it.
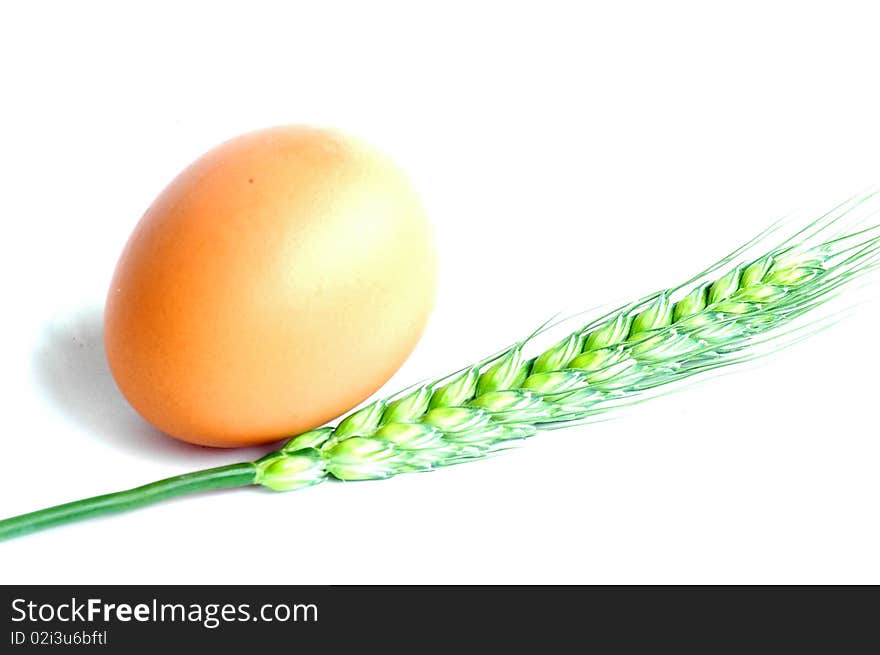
[105,126,436,447]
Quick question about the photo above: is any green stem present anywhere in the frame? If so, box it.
[0,462,258,541]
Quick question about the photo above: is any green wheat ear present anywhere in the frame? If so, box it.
[2,197,879,539]
[254,203,880,490]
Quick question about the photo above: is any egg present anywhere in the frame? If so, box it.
[105,126,437,447]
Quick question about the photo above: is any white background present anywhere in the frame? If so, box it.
[1,1,879,584]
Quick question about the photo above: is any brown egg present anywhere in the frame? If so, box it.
[105,126,436,447]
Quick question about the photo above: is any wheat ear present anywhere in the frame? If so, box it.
[2,201,878,539]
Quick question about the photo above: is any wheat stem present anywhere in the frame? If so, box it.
[1,201,878,539]
[0,464,256,540]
